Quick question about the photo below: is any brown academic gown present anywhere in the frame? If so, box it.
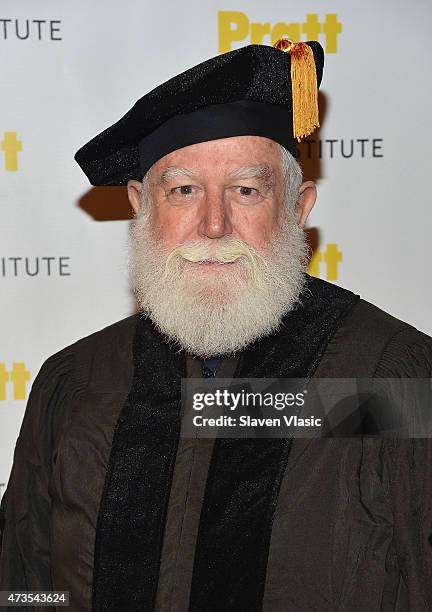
[1,276,432,612]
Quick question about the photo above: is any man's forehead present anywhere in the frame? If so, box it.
[156,137,280,178]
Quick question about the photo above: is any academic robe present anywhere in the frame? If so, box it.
[1,276,432,612]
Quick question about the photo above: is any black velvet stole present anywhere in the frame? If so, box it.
[188,276,359,611]
[92,276,358,612]
[92,316,186,611]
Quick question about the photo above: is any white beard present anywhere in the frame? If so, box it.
[129,207,308,358]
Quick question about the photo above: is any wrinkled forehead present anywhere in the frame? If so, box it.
[148,135,283,182]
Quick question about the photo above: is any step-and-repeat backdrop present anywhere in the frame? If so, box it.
[1,0,431,496]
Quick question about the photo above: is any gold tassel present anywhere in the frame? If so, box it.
[273,38,319,141]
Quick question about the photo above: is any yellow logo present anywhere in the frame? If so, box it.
[219,12,342,54]
[1,131,23,171]
[308,243,342,280]
[0,362,31,400]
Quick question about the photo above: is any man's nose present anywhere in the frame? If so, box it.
[198,191,233,239]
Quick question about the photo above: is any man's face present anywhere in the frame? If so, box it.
[127,135,316,357]
[147,136,284,255]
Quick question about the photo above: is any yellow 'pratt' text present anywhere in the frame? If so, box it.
[219,12,342,54]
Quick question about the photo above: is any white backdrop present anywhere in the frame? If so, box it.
[1,0,431,496]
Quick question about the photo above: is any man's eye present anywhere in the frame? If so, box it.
[238,186,258,196]
[172,185,194,195]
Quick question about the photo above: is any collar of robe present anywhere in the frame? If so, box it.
[92,275,358,611]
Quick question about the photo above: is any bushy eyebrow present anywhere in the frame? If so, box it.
[226,164,274,183]
[158,166,197,186]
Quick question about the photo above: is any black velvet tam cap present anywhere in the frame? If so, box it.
[75,42,324,186]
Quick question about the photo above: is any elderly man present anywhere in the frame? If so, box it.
[1,40,432,611]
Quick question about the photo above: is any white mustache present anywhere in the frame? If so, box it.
[163,237,268,284]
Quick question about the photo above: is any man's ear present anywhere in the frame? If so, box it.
[127,180,143,215]
[297,181,317,227]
